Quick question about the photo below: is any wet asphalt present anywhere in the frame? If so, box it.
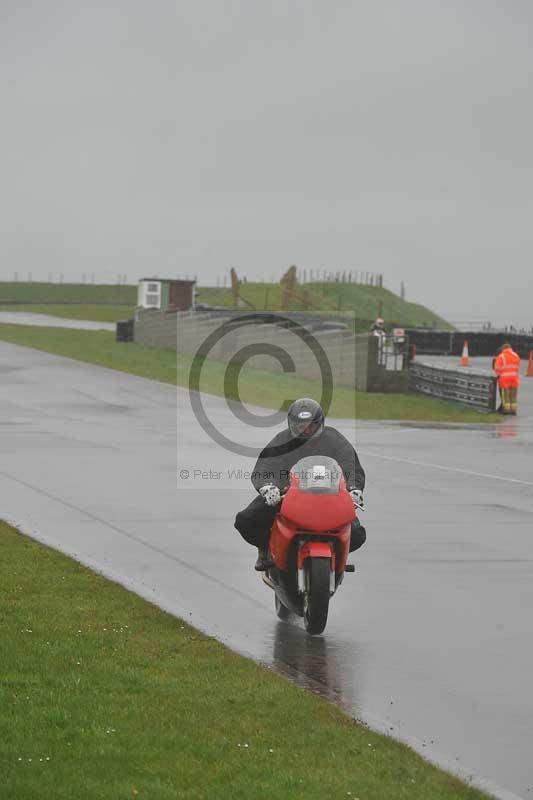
[0,342,532,799]
[0,310,115,330]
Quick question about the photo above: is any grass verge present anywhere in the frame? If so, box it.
[0,521,489,800]
[0,281,136,304]
[196,282,450,328]
[0,280,449,329]
[0,304,134,322]
[0,323,498,422]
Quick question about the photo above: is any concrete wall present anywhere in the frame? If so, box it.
[133,308,186,349]
[133,309,407,392]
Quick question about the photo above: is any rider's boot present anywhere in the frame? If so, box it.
[254,547,272,571]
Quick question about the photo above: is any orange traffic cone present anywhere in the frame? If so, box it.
[459,340,470,367]
[526,351,533,377]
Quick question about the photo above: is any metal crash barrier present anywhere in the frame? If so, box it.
[409,361,497,412]
[405,329,533,359]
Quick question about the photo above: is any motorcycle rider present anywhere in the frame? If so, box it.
[234,398,366,570]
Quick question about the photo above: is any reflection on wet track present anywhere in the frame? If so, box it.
[270,621,360,712]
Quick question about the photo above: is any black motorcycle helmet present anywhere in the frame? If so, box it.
[287,398,325,439]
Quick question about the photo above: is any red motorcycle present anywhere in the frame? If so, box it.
[262,455,356,635]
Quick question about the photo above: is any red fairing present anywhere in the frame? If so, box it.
[280,475,355,532]
[334,524,351,574]
[270,516,295,572]
[297,541,335,569]
[270,517,351,574]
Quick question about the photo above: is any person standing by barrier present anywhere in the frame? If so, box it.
[370,317,387,337]
[492,346,504,413]
[493,343,521,415]
[371,317,387,366]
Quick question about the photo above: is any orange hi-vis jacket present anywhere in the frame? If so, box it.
[494,346,521,388]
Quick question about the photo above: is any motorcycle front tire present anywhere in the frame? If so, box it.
[303,557,330,635]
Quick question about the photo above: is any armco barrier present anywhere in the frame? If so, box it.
[405,329,533,359]
[409,361,497,412]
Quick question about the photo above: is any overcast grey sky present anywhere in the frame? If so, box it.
[2,1,532,323]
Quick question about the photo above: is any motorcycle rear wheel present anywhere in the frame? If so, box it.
[303,557,330,635]
[275,594,291,620]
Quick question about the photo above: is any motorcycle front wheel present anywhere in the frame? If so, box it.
[303,557,330,635]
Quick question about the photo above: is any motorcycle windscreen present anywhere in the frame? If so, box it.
[290,455,342,494]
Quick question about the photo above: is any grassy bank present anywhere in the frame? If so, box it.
[307,283,451,329]
[0,323,498,422]
[0,280,449,330]
[0,521,489,800]
[197,282,450,329]
[0,304,134,323]
[0,281,136,305]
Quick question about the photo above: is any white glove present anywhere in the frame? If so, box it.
[349,489,365,511]
[259,484,281,507]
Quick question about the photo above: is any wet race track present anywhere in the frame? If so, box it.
[0,311,115,330]
[1,342,532,799]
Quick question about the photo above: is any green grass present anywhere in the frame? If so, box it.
[0,280,449,331]
[0,521,490,800]
[0,281,136,305]
[196,283,331,312]
[0,304,134,323]
[196,282,450,330]
[0,323,498,423]
[307,283,451,329]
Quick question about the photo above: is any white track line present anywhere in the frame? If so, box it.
[360,450,533,487]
